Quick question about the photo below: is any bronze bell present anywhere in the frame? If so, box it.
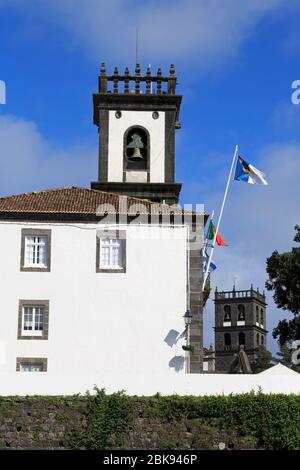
[127,132,144,160]
[131,146,143,159]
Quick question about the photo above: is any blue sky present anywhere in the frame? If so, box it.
[0,0,299,354]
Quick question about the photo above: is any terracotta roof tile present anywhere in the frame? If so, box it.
[0,187,204,218]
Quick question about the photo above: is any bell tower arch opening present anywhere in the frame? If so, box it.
[123,125,150,181]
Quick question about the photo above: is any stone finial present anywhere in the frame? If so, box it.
[157,67,162,94]
[135,64,141,94]
[124,67,129,93]
[146,66,151,94]
[168,64,176,94]
[100,62,106,76]
[113,67,119,94]
[135,63,141,75]
[99,63,107,93]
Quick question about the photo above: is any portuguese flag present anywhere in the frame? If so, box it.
[206,221,228,247]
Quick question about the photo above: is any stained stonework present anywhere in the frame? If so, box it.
[127,417,257,450]
[214,287,268,372]
[0,398,88,449]
[188,221,204,373]
[0,398,258,450]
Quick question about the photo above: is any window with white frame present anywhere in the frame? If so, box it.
[25,235,48,267]
[96,231,126,273]
[100,237,122,268]
[22,306,44,337]
[21,229,51,272]
[20,363,43,372]
[18,299,49,340]
[16,357,47,372]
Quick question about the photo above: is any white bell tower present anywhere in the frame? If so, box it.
[91,64,182,204]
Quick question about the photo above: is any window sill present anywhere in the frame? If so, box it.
[20,266,50,273]
[18,334,48,340]
[18,370,47,373]
[96,267,126,273]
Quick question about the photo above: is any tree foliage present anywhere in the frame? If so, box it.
[252,346,275,373]
[276,341,294,367]
[275,341,300,373]
[266,225,300,344]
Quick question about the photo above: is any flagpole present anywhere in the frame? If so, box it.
[203,145,239,290]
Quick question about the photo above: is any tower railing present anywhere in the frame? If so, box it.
[98,63,177,95]
[215,288,265,302]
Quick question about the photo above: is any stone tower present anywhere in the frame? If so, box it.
[91,63,182,204]
[214,286,268,372]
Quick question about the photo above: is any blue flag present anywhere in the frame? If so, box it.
[203,251,217,273]
[234,156,268,185]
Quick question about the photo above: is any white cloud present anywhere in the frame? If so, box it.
[1,0,286,73]
[201,143,300,352]
[272,101,300,132]
[0,115,96,195]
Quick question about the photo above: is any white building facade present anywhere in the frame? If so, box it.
[0,186,204,394]
[0,217,186,376]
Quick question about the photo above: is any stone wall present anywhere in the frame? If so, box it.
[0,397,258,450]
[127,400,257,450]
[0,397,88,449]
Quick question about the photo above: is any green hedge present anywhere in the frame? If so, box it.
[1,391,300,450]
[146,393,300,450]
[68,390,300,450]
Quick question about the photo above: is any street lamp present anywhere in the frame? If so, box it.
[183,309,192,326]
[182,310,194,361]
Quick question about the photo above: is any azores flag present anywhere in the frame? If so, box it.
[203,251,217,273]
[234,156,268,185]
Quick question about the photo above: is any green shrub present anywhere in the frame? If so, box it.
[146,392,300,450]
[69,388,134,450]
